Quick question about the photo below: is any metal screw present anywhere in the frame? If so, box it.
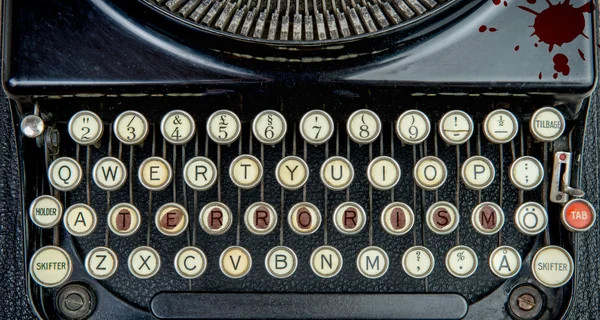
[64,293,85,311]
[508,285,545,319]
[56,283,96,320]
[517,293,535,311]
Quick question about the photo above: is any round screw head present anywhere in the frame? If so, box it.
[517,293,536,311]
[21,114,45,138]
[56,283,96,320]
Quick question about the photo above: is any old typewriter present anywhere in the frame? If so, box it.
[2,0,599,319]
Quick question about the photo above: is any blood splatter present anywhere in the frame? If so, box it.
[534,43,538,47]
[539,72,543,80]
[553,54,570,76]
[578,49,586,61]
[527,0,536,3]
[479,25,488,32]
[514,46,520,51]
[504,1,508,6]
[553,73,558,79]
[519,0,595,52]
[489,27,498,32]
[492,0,501,5]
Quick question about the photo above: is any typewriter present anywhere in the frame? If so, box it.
[1,0,598,319]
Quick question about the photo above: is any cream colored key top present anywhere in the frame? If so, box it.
[426,201,459,235]
[300,110,335,145]
[461,156,495,190]
[439,110,474,145]
[367,156,401,191]
[128,246,161,279]
[445,245,478,278]
[414,156,447,191]
[229,155,263,189]
[333,202,366,235]
[356,246,389,279]
[514,202,548,236]
[161,110,196,145]
[265,246,298,279]
[396,110,431,145]
[29,246,73,287]
[489,246,521,279]
[244,202,278,235]
[138,156,173,191]
[29,195,63,229]
[252,110,287,145]
[287,202,322,235]
[320,156,354,191]
[108,203,142,236]
[92,157,127,191]
[310,246,343,278]
[199,202,233,235]
[380,202,415,236]
[183,156,217,191]
[347,109,381,144]
[275,156,309,190]
[63,203,97,237]
[530,107,565,142]
[68,110,104,145]
[174,247,207,279]
[114,110,149,145]
[510,156,543,190]
[531,246,574,288]
[471,202,504,235]
[85,246,118,280]
[402,246,435,279]
[220,246,252,278]
[48,157,83,192]
[207,110,241,145]
[155,203,189,236]
[483,109,519,144]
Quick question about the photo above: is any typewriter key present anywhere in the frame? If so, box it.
[252,110,287,145]
[85,246,118,280]
[138,156,173,191]
[220,246,252,279]
[332,202,366,235]
[489,246,521,279]
[561,199,596,232]
[68,110,104,145]
[461,156,495,190]
[287,202,322,235]
[183,156,217,191]
[155,203,189,236]
[439,110,474,145]
[320,156,354,191]
[380,202,414,236]
[229,154,263,189]
[265,246,298,279]
[530,107,565,142]
[445,245,478,278]
[483,109,519,144]
[48,157,83,192]
[29,246,73,288]
[174,247,207,279]
[310,246,343,278]
[300,110,335,145]
[356,246,389,279]
[514,202,548,236]
[108,203,141,237]
[531,246,573,288]
[396,110,431,145]
[510,156,544,190]
[346,109,381,144]
[63,203,97,237]
[29,195,63,229]
[426,201,459,235]
[199,202,233,235]
[92,157,127,191]
[402,246,435,279]
[160,110,195,145]
[471,202,504,235]
[114,110,149,145]
[275,156,309,190]
[367,156,401,191]
[413,156,447,191]
[244,202,278,235]
[207,110,241,145]
[128,246,161,279]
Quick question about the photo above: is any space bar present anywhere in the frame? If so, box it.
[151,292,468,319]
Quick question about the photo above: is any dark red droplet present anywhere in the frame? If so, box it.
[504,1,508,6]
[493,0,501,5]
[539,72,543,80]
[514,46,520,51]
[578,49,586,61]
[527,0,536,3]
[553,73,558,79]
[479,25,488,32]
[553,53,570,76]
[559,153,567,161]
[534,43,539,47]
[489,27,498,32]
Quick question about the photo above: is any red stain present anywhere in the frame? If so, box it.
[479,25,488,32]
[519,0,595,52]
[553,73,558,79]
[515,46,520,51]
[527,0,536,3]
[578,49,586,60]
[504,1,508,6]
[489,27,498,32]
[534,43,539,47]
[539,72,543,79]
[492,0,501,5]
[553,54,570,76]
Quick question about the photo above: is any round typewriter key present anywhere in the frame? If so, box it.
[561,199,596,232]
[29,246,73,288]
[252,110,287,145]
[244,202,278,235]
[461,156,495,190]
[128,246,161,279]
[320,156,354,191]
[108,203,141,237]
[332,202,366,235]
[63,203,97,237]
[48,157,83,192]
[114,110,149,145]
[445,245,478,278]
[207,110,241,145]
[380,202,414,236]
[174,246,207,279]
[229,154,263,189]
[29,195,63,229]
[471,202,504,235]
[396,110,430,145]
[439,110,474,145]
[356,246,389,279]
[426,201,459,235]
[85,246,118,280]
[21,114,45,139]
[138,156,173,191]
[347,109,381,144]
[489,246,521,279]
[514,202,548,236]
[414,156,447,191]
[275,156,309,190]
[92,157,127,191]
[510,156,544,190]
[310,246,343,278]
[161,110,195,145]
[68,110,104,145]
[300,110,335,145]
[367,156,401,190]
[155,203,189,236]
[183,156,217,191]
[199,202,233,235]
[287,202,322,235]
[220,246,252,279]
[402,246,435,279]
[531,246,573,288]
[483,109,519,144]
[530,107,565,142]
[265,246,298,279]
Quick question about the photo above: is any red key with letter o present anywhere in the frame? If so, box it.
[561,199,596,232]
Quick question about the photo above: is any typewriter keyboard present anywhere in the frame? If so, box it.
[23,98,595,317]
